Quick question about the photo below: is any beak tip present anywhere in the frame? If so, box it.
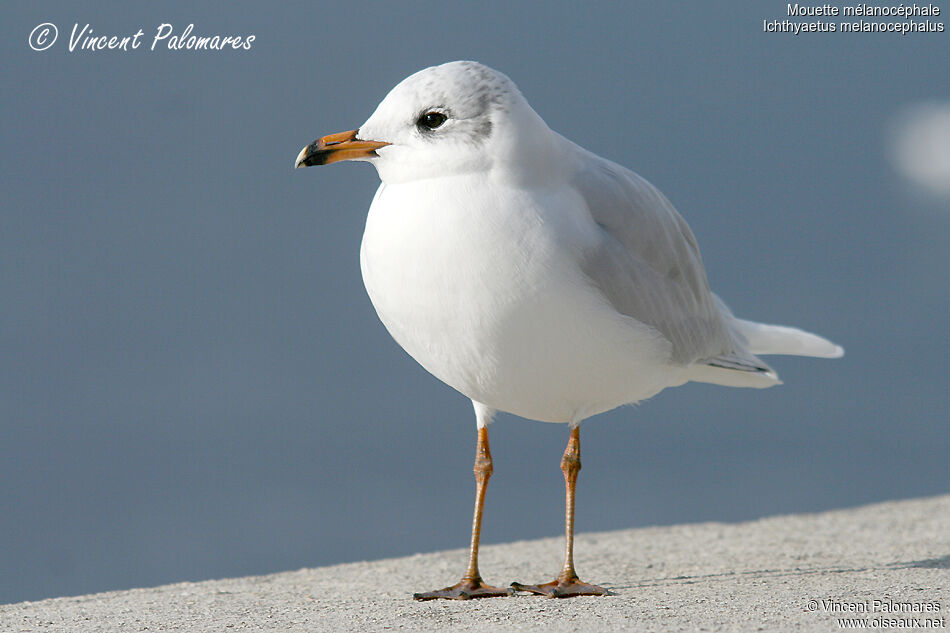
[294,145,311,169]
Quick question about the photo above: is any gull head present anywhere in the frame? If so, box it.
[295,61,556,185]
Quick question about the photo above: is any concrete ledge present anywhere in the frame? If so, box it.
[3,495,948,632]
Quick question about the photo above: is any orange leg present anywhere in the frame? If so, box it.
[511,425,607,598]
[413,426,511,600]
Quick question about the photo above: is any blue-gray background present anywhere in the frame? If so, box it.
[2,2,948,605]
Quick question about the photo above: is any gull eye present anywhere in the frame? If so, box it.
[418,111,447,130]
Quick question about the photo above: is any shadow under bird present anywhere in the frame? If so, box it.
[295,61,843,600]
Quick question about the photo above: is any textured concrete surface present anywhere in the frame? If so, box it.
[3,495,948,632]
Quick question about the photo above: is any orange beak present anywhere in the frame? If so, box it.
[294,129,390,168]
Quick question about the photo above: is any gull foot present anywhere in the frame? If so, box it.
[413,579,513,601]
[510,578,608,598]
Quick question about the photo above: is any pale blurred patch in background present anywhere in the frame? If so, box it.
[890,100,950,200]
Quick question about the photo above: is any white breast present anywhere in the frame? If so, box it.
[359,175,681,423]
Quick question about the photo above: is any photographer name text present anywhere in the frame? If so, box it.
[29,23,255,52]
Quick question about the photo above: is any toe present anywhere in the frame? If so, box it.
[510,579,608,598]
[414,579,512,601]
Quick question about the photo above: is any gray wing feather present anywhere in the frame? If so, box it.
[568,143,758,369]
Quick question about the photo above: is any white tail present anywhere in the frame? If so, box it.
[735,319,844,358]
[686,295,843,389]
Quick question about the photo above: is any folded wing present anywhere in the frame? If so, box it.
[566,141,781,388]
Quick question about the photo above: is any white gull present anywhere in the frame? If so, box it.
[295,60,843,600]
